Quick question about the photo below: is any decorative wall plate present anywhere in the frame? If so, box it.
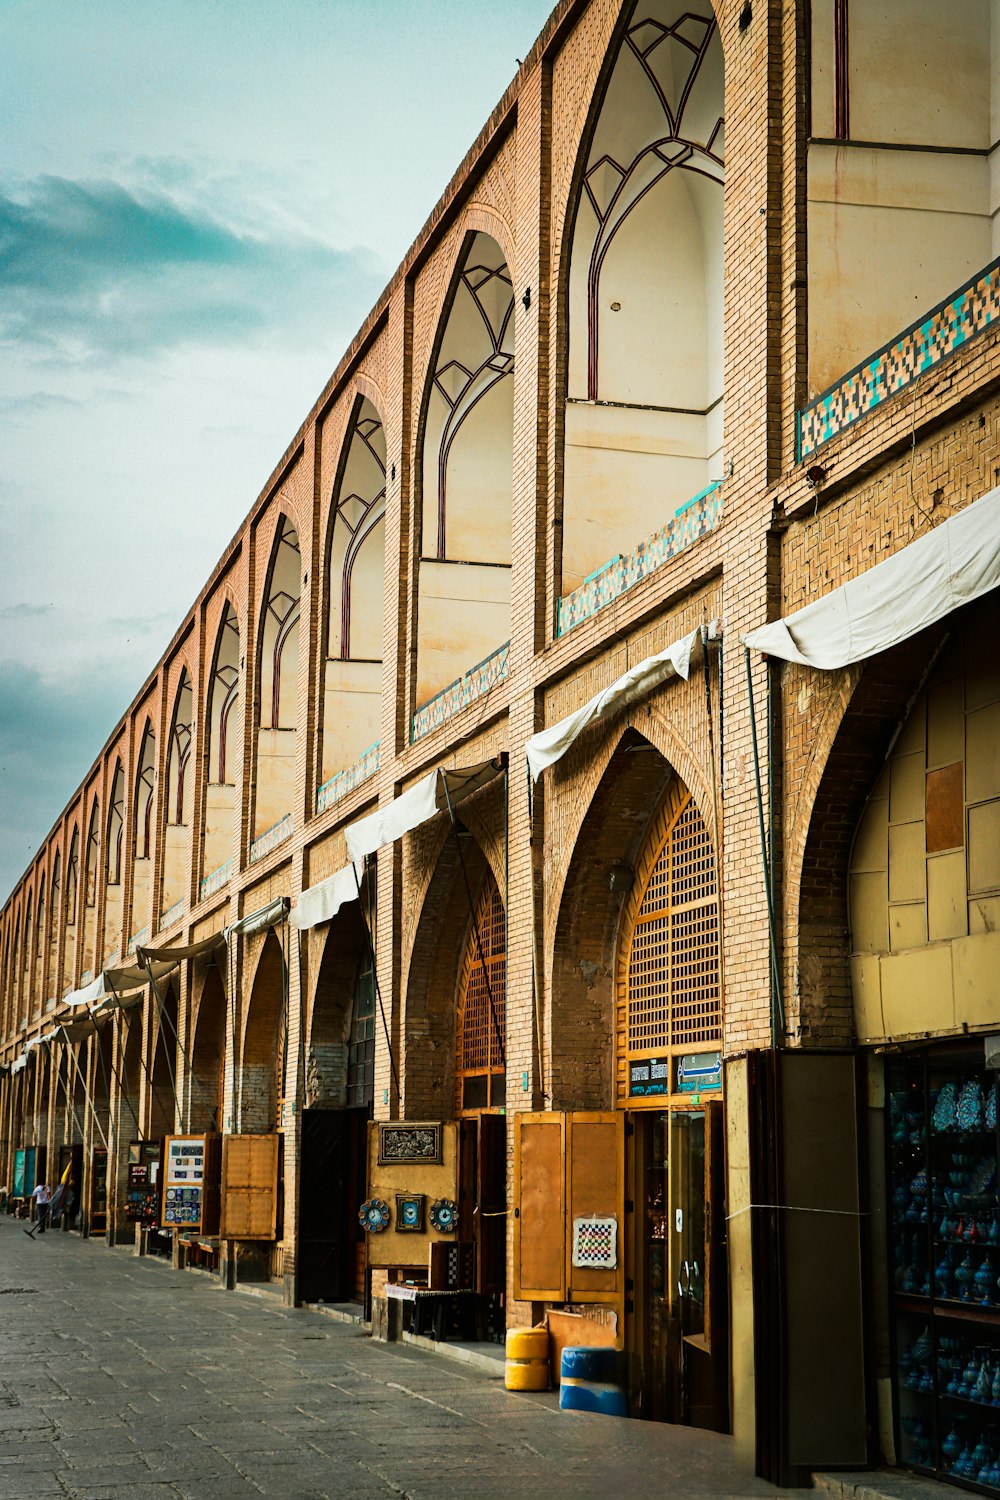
[429,1198,459,1233]
[359,1197,390,1233]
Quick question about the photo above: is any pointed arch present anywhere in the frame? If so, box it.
[106,762,125,886]
[560,0,725,595]
[134,723,156,861]
[239,929,285,1132]
[161,675,193,914]
[49,850,61,968]
[254,517,300,844]
[202,604,240,888]
[415,231,515,709]
[321,397,386,790]
[454,871,506,1114]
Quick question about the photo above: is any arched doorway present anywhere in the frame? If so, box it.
[298,899,375,1308]
[188,967,226,1133]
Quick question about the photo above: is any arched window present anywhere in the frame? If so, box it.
[50,852,61,944]
[260,518,301,732]
[209,606,240,785]
[36,877,45,958]
[455,875,506,1113]
[254,518,300,846]
[416,232,515,710]
[134,725,156,859]
[85,804,100,906]
[166,675,193,826]
[615,780,719,1103]
[329,399,386,662]
[107,764,125,885]
[563,1,724,593]
[66,831,79,925]
[22,895,31,984]
[422,234,514,563]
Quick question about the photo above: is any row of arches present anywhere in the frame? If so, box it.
[2,0,726,1038]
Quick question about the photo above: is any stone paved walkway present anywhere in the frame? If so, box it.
[0,1218,775,1500]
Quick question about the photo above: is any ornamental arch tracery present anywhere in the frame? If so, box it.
[203,603,240,886]
[415,231,515,710]
[132,723,156,940]
[254,517,301,843]
[321,395,386,790]
[559,0,725,596]
[162,674,193,915]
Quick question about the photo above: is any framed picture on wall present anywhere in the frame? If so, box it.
[395,1193,425,1233]
[378,1123,442,1165]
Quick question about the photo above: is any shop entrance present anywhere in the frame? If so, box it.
[626,1099,727,1429]
[298,1106,369,1308]
[457,1113,506,1334]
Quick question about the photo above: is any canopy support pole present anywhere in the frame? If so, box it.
[144,962,216,1132]
[353,859,400,1106]
[69,1040,108,1150]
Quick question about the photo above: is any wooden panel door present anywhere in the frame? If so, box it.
[513,1112,565,1301]
[221,1133,279,1240]
[565,1111,624,1306]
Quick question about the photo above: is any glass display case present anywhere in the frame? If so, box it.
[889,1047,1000,1491]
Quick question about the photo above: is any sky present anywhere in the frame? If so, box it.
[0,0,555,904]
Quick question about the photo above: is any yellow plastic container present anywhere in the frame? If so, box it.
[505,1325,550,1391]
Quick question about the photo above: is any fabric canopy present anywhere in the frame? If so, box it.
[290,860,365,933]
[105,957,174,990]
[138,931,225,965]
[10,1054,28,1074]
[63,972,108,1009]
[743,484,1000,668]
[227,897,288,940]
[344,759,505,863]
[525,624,717,780]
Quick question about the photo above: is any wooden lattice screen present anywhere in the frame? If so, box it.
[455,877,506,1112]
[615,781,720,1105]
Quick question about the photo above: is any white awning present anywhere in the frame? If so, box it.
[138,931,225,965]
[344,759,505,863]
[10,1054,29,1074]
[525,624,717,780]
[227,897,288,941]
[290,860,365,933]
[743,484,1000,668]
[64,970,145,1008]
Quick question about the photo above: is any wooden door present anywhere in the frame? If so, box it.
[477,1113,506,1295]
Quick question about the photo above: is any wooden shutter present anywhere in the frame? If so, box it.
[565,1112,624,1305]
[513,1112,565,1301]
[220,1133,279,1240]
[477,1112,507,1295]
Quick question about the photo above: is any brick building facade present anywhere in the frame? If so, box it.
[4,0,1000,1486]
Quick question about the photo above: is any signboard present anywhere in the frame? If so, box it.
[126,1141,160,1223]
[676,1052,722,1094]
[628,1057,670,1098]
[13,1149,25,1198]
[163,1135,206,1230]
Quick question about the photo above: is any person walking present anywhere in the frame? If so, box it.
[24,1182,51,1238]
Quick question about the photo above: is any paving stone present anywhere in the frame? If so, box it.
[0,1220,775,1500]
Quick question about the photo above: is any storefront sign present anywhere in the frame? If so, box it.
[676,1052,722,1093]
[629,1058,670,1097]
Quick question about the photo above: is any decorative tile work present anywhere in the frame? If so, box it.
[157,901,183,933]
[556,480,723,637]
[103,953,120,972]
[199,859,233,902]
[80,969,93,986]
[249,813,293,865]
[316,739,381,814]
[126,925,149,958]
[411,641,510,743]
[799,256,1000,458]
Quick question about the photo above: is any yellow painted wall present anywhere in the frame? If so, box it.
[202,784,235,881]
[254,728,296,838]
[321,658,381,783]
[807,0,998,398]
[849,604,1000,1042]
[415,560,510,708]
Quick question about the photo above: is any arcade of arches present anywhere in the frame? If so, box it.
[6,0,1000,1487]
